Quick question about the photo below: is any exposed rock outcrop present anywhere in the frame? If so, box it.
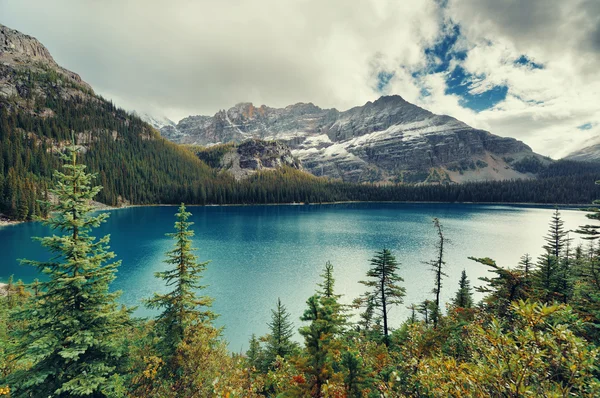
[0,23,93,101]
[196,139,302,180]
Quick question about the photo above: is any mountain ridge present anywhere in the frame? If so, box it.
[155,95,544,184]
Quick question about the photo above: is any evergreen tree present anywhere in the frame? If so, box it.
[534,249,561,302]
[316,261,346,330]
[407,303,418,323]
[516,253,533,289]
[146,203,215,368]
[427,218,447,327]
[340,350,372,397]
[318,261,335,298]
[264,298,296,369]
[472,257,526,316]
[418,300,434,325]
[356,249,405,345]
[299,294,341,397]
[452,270,474,309]
[246,334,264,371]
[544,209,569,258]
[5,146,129,397]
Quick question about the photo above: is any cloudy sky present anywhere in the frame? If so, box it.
[2,0,599,158]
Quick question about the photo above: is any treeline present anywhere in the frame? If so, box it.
[1,148,600,397]
[1,67,600,222]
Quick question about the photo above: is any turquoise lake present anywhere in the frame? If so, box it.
[0,203,594,350]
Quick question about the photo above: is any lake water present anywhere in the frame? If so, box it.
[0,203,594,350]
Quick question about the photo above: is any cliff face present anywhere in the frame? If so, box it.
[157,96,541,183]
[197,139,303,180]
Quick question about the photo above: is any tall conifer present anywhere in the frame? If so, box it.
[6,145,129,397]
[264,298,296,368]
[146,203,215,366]
[356,249,405,345]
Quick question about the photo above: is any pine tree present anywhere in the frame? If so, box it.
[427,218,447,327]
[146,203,215,367]
[452,270,474,309]
[356,248,405,345]
[6,145,129,397]
[264,298,296,368]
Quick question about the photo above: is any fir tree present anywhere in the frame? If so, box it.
[453,270,474,309]
[6,145,129,397]
[356,248,405,345]
[146,203,215,367]
[544,209,569,258]
[534,249,561,302]
[264,298,296,368]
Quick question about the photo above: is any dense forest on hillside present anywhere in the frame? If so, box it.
[1,148,600,397]
[1,68,600,222]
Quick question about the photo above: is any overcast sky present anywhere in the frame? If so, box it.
[2,0,599,158]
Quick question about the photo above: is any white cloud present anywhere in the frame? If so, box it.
[1,0,599,158]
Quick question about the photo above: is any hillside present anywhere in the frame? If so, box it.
[156,97,548,183]
[0,23,232,220]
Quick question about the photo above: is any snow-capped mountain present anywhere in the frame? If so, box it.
[565,138,600,163]
[157,95,544,183]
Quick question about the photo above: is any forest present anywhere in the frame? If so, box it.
[2,67,600,222]
[1,145,600,397]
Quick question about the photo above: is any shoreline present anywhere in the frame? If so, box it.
[2,201,597,227]
[100,200,598,209]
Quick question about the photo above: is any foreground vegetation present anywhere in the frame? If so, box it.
[1,147,600,397]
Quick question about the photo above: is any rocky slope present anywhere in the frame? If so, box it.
[194,139,302,180]
[159,96,543,183]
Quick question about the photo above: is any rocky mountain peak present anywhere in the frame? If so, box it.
[0,24,92,96]
[0,24,56,65]
[158,95,543,184]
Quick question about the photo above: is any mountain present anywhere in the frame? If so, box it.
[565,139,600,163]
[136,112,176,130]
[160,97,545,183]
[0,23,231,220]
